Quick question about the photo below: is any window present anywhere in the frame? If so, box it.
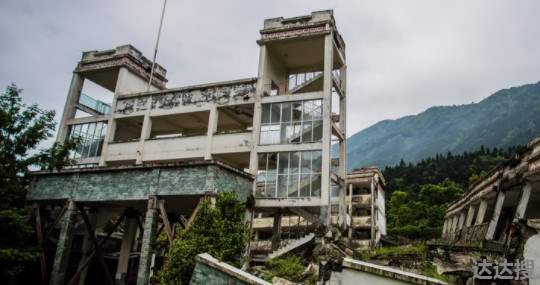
[256,150,322,198]
[67,122,107,159]
[260,99,322,145]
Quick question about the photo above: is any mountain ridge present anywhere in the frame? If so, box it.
[345,81,540,169]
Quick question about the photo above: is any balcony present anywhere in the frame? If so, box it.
[104,132,252,163]
[352,216,371,228]
[349,194,371,206]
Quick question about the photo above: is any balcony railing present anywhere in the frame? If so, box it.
[79,93,111,115]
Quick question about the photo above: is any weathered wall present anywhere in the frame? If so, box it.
[190,253,271,285]
[29,164,252,202]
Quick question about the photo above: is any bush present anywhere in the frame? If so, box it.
[157,191,250,285]
[265,255,305,282]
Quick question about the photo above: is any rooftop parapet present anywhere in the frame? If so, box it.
[76,44,168,90]
[259,10,345,53]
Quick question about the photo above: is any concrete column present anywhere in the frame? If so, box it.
[57,73,84,143]
[136,114,152,164]
[137,198,158,285]
[50,201,78,285]
[271,211,283,251]
[116,217,137,284]
[465,205,476,227]
[475,199,488,225]
[515,182,532,221]
[348,183,353,240]
[249,44,267,176]
[204,106,218,160]
[77,211,97,285]
[320,32,335,224]
[451,216,458,233]
[442,219,448,234]
[458,212,466,230]
[486,190,506,240]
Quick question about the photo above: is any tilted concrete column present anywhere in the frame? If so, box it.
[77,211,97,285]
[320,32,335,225]
[271,211,283,251]
[50,200,78,285]
[475,199,488,225]
[442,219,449,234]
[514,182,532,221]
[57,73,84,143]
[457,212,466,230]
[486,190,506,240]
[116,217,138,284]
[204,106,218,160]
[465,205,476,227]
[451,216,459,233]
[137,198,158,285]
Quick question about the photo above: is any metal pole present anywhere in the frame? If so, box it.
[147,0,168,91]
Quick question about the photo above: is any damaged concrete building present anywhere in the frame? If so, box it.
[437,137,540,281]
[28,10,351,285]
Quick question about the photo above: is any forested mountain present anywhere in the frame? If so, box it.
[382,145,525,239]
[346,82,540,169]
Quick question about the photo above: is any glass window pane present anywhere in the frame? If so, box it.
[258,153,268,170]
[277,175,288,198]
[266,174,277,197]
[270,104,281,123]
[303,101,314,121]
[300,152,311,173]
[290,122,302,143]
[267,153,278,175]
[281,103,291,122]
[278,152,289,174]
[262,104,271,124]
[313,120,323,142]
[311,174,321,197]
[301,121,313,142]
[292,102,302,121]
[312,151,322,173]
[288,174,299,198]
[300,174,311,197]
[280,122,291,144]
[312,100,322,119]
[290,152,300,174]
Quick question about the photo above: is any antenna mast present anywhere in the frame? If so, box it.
[147,0,167,91]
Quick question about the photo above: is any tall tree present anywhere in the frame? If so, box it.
[0,84,75,281]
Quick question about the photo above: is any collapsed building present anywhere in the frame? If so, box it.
[437,137,540,281]
[27,10,354,285]
[250,167,386,260]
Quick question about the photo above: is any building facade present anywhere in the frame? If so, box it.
[28,10,348,285]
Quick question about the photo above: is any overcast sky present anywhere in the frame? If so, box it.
[1,0,539,141]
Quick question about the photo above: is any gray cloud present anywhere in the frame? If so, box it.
[1,0,539,142]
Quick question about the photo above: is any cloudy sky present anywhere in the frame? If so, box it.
[1,0,539,141]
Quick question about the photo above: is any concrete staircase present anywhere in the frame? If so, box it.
[268,233,315,259]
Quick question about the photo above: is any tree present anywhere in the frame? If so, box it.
[158,191,250,285]
[0,84,75,281]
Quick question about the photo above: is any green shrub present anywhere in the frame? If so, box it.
[265,255,305,282]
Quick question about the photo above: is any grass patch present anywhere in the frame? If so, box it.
[355,244,428,260]
[419,263,450,283]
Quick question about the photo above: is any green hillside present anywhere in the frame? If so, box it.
[346,81,540,169]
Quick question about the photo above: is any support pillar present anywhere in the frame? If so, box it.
[347,183,353,241]
[271,211,283,251]
[116,217,137,284]
[465,205,476,227]
[486,190,506,240]
[204,106,218,160]
[50,200,78,285]
[77,210,97,285]
[514,182,532,221]
[458,212,466,230]
[57,73,84,143]
[475,199,488,225]
[137,198,158,285]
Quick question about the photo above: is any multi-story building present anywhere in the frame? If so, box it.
[345,167,386,248]
[28,10,348,285]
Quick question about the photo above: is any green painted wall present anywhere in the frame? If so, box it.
[29,164,252,202]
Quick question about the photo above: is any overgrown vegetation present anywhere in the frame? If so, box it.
[250,254,318,285]
[0,84,75,282]
[355,244,428,260]
[157,191,250,285]
[382,146,524,240]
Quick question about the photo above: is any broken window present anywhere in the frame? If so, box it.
[256,150,321,198]
[113,116,143,142]
[260,99,322,145]
[67,121,107,159]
